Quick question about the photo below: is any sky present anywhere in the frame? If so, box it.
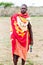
[0,0,43,6]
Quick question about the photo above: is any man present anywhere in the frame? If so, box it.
[10,4,33,65]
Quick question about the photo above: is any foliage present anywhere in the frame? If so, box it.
[26,59,34,65]
[0,2,14,8]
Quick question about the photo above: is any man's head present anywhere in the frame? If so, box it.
[21,4,27,14]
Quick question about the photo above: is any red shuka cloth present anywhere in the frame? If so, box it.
[10,13,30,60]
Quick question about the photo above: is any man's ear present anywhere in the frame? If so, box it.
[26,8,27,11]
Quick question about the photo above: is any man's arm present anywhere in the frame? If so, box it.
[27,22,33,45]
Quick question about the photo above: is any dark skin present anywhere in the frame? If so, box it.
[27,22,33,45]
[21,4,27,14]
[21,4,33,45]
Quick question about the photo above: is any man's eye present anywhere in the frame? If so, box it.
[22,8,26,9]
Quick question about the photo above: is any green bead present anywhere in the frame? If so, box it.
[30,45,32,48]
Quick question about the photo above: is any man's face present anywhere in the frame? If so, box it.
[21,5,27,14]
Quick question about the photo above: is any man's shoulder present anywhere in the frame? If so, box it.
[11,13,18,18]
[11,13,18,21]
